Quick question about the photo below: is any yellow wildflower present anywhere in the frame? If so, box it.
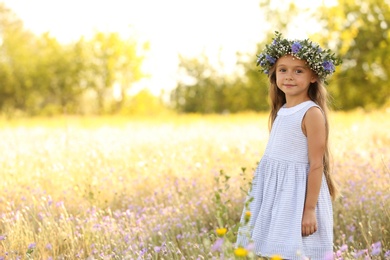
[216,227,227,237]
[234,247,248,257]
[244,211,251,222]
[271,255,283,260]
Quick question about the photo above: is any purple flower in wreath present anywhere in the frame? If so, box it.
[266,55,276,64]
[291,42,302,54]
[323,60,335,72]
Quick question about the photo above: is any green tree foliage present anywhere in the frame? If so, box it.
[171,54,228,113]
[0,3,148,116]
[316,0,390,110]
[0,3,37,113]
[32,34,85,115]
[171,53,269,114]
[81,32,147,114]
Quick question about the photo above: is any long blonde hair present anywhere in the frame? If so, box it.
[267,66,338,200]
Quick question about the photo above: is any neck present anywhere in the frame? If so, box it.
[284,96,311,108]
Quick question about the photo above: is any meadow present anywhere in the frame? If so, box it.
[0,110,389,260]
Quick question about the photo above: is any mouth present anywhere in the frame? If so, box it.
[283,84,295,88]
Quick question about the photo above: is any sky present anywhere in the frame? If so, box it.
[1,0,331,95]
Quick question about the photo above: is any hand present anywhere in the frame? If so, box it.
[302,208,317,236]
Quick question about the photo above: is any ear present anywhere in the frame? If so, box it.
[310,75,318,83]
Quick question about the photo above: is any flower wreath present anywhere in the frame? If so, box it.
[256,31,342,80]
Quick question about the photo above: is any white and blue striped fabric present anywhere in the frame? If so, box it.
[236,100,333,260]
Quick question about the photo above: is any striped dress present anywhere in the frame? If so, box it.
[236,100,333,260]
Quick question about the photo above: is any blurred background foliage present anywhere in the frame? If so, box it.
[0,0,389,116]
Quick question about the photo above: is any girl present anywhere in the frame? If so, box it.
[236,32,341,260]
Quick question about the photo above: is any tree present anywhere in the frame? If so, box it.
[172,54,227,113]
[1,3,149,116]
[82,32,147,114]
[315,0,390,109]
[30,33,86,115]
[0,3,38,113]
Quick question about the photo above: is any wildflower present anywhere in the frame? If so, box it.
[216,228,227,237]
[244,211,251,223]
[322,60,335,72]
[26,243,36,256]
[266,55,276,64]
[291,42,302,53]
[45,243,52,250]
[353,249,368,258]
[384,250,390,258]
[340,244,348,252]
[271,255,283,260]
[234,247,248,257]
[211,238,224,252]
[0,235,5,241]
[371,241,381,256]
[28,243,36,250]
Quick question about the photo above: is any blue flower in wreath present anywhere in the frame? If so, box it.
[266,55,276,64]
[322,60,335,72]
[291,42,302,54]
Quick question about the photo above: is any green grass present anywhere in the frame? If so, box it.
[0,110,389,259]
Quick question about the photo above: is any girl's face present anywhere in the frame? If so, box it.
[275,55,317,99]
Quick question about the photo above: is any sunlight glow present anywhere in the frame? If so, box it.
[2,0,332,94]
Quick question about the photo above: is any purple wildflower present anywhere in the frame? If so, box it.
[211,238,224,252]
[353,249,368,258]
[28,243,36,250]
[47,195,53,206]
[266,55,276,64]
[384,250,390,258]
[56,201,64,207]
[291,42,302,53]
[45,243,52,250]
[371,241,381,256]
[0,235,5,241]
[323,61,335,72]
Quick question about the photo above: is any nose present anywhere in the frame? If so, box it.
[285,71,293,80]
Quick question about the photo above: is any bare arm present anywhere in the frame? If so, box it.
[301,106,326,236]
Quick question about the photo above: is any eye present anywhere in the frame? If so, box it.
[295,69,303,74]
[278,68,287,72]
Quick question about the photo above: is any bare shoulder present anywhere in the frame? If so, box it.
[305,106,325,123]
[302,106,325,135]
